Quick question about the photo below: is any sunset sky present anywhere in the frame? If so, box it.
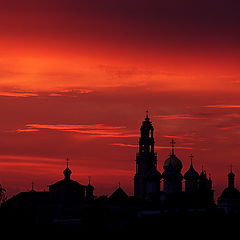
[0,0,240,198]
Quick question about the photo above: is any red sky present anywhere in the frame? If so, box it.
[0,0,240,198]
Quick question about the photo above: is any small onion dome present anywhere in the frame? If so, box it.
[162,167,183,181]
[228,171,235,178]
[163,153,183,172]
[63,167,72,179]
[220,187,240,198]
[199,170,207,179]
[184,164,199,180]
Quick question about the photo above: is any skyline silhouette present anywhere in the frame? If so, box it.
[1,113,240,238]
[1,113,239,205]
[0,0,240,217]
[1,111,240,200]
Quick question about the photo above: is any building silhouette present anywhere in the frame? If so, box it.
[134,113,214,209]
[134,112,161,200]
[3,112,240,235]
[218,168,240,214]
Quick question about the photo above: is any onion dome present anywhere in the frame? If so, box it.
[63,167,72,176]
[220,168,239,198]
[220,187,240,198]
[163,139,183,172]
[63,158,72,180]
[63,167,72,180]
[162,167,183,181]
[228,171,235,178]
[163,153,183,172]
[184,163,199,180]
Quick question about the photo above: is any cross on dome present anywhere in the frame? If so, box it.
[66,157,69,168]
[145,110,149,120]
[189,154,194,166]
[170,139,176,154]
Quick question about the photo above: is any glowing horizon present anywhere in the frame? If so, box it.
[0,0,240,199]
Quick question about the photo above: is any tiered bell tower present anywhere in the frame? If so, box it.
[134,111,161,200]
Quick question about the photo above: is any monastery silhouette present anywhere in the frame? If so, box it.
[1,113,240,235]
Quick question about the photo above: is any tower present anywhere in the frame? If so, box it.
[198,167,214,207]
[134,111,161,200]
[162,139,183,193]
[184,154,199,193]
[86,177,95,201]
[218,168,240,214]
[228,167,235,188]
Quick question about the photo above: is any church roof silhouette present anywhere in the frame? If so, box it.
[109,187,129,201]
[184,163,199,180]
[220,187,240,198]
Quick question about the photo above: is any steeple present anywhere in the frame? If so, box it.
[170,139,176,155]
[134,111,161,200]
[86,176,94,201]
[184,154,199,181]
[139,110,154,154]
[189,154,193,167]
[184,154,199,193]
[63,157,72,180]
[228,166,235,188]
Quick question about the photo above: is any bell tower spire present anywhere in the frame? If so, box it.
[228,166,235,188]
[139,110,155,154]
[134,111,161,200]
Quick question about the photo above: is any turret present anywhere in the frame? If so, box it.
[86,177,94,201]
[184,154,199,193]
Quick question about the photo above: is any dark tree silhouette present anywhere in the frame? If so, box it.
[0,184,7,206]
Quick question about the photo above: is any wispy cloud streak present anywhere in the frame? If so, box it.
[112,143,192,150]
[154,114,208,120]
[205,105,240,108]
[16,123,138,138]
[0,91,38,97]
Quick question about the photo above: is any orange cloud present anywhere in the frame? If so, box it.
[16,129,40,133]
[205,104,240,108]
[25,123,126,130]
[112,143,192,150]
[154,114,208,120]
[16,123,138,138]
[0,91,38,97]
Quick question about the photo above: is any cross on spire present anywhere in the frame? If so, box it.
[145,110,149,120]
[170,139,176,154]
[31,182,34,191]
[189,154,194,166]
[66,157,69,168]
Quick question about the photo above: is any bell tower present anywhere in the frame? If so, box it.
[134,111,161,200]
